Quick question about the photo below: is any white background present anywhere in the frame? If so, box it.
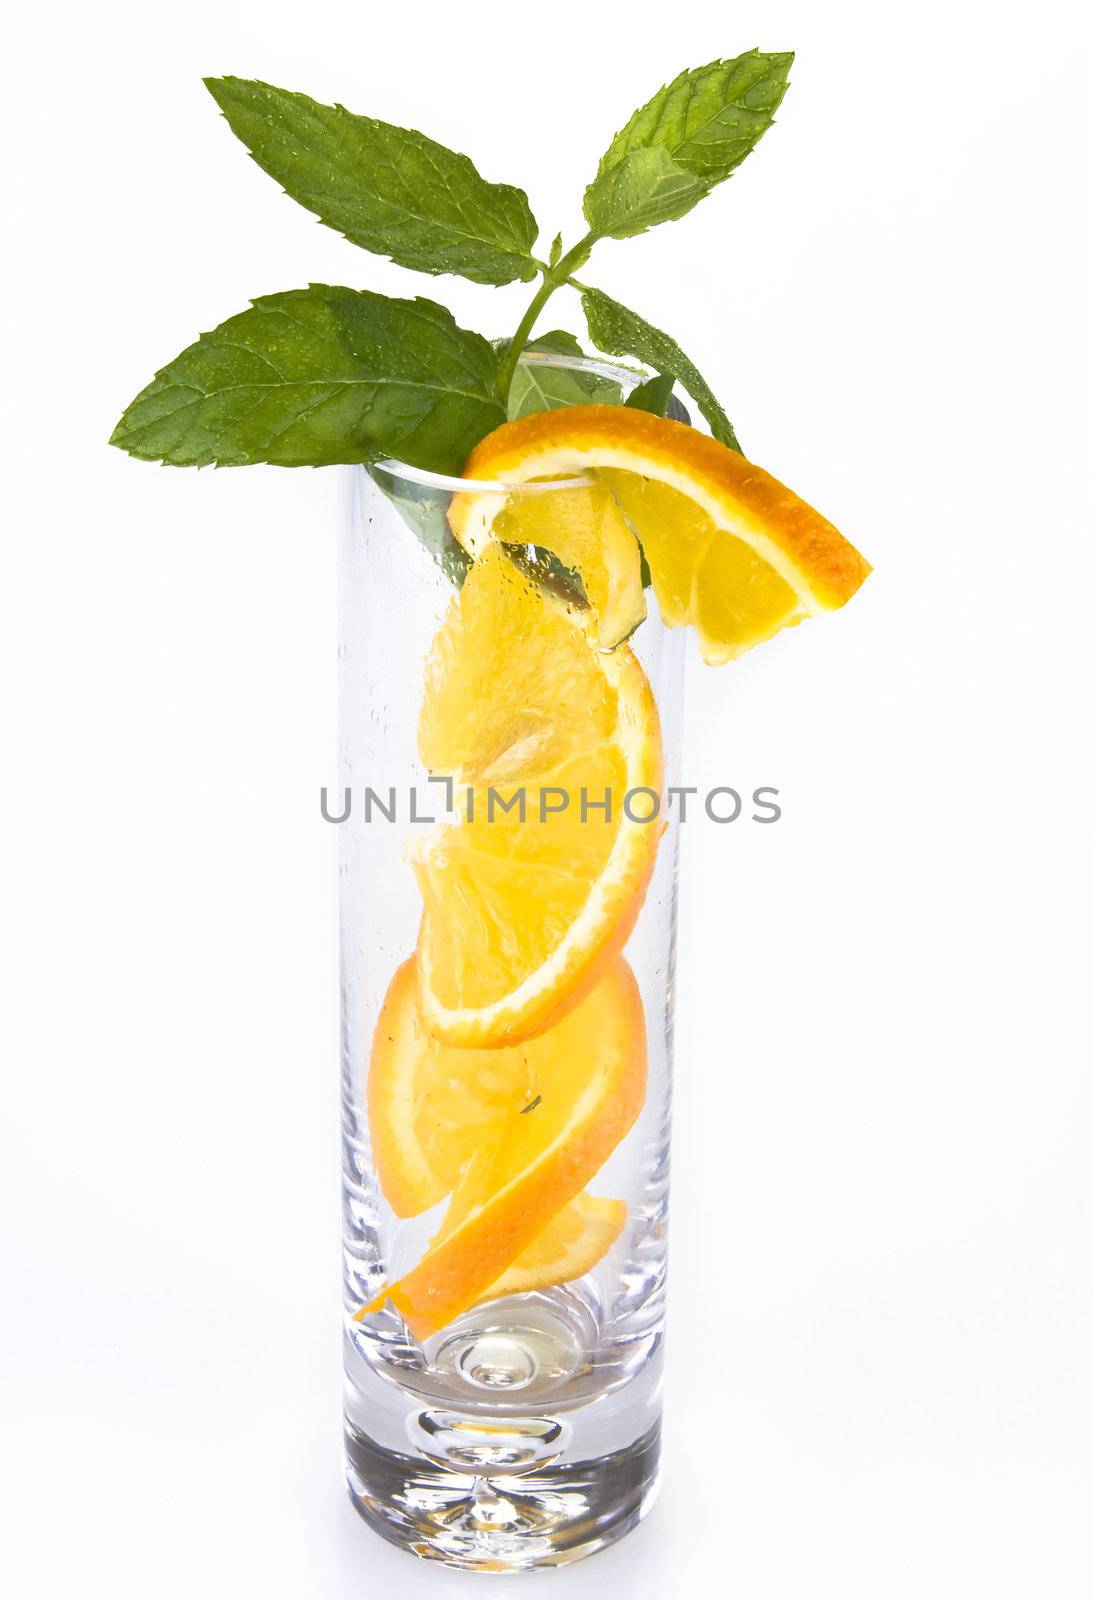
[3,1,1091,1595]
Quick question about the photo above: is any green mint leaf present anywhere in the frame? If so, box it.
[524,330,584,357]
[204,77,539,286]
[583,146,711,239]
[110,285,505,474]
[625,373,675,417]
[581,286,742,452]
[597,50,792,190]
[370,471,470,586]
[503,330,622,419]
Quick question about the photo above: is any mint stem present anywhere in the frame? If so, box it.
[496,233,596,402]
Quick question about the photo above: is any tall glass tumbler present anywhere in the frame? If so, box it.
[340,355,686,1570]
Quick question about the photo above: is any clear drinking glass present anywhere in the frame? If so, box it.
[340,354,686,1570]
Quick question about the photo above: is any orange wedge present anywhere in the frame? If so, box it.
[450,405,870,664]
[358,956,646,1339]
[413,543,663,1048]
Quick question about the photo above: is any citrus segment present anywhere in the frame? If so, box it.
[487,480,646,649]
[475,1192,625,1304]
[368,956,534,1218]
[358,956,646,1339]
[450,405,869,664]
[413,544,663,1047]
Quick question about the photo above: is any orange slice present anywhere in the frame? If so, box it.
[476,1192,625,1304]
[489,479,647,649]
[450,405,870,664]
[367,956,525,1218]
[358,956,646,1339]
[413,543,662,1047]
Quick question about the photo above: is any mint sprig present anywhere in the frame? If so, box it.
[504,331,622,419]
[580,286,742,451]
[109,286,504,473]
[112,49,791,474]
[205,78,539,286]
[582,50,792,243]
[596,50,793,188]
[624,373,676,418]
[583,147,711,240]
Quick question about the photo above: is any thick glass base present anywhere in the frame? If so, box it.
[345,1417,660,1571]
[343,1291,663,1570]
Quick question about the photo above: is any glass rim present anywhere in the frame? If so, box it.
[371,350,649,494]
